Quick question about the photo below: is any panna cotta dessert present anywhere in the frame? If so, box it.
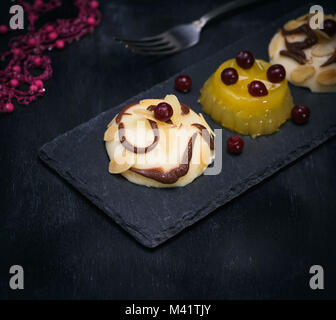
[269,13,336,92]
[104,94,215,188]
[199,51,293,138]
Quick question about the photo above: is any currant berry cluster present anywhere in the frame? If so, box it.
[0,0,101,114]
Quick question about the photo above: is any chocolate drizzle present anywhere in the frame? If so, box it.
[130,133,197,184]
[191,123,214,150]
[321,49,336,67]
[118,119,159,154]
[116,102,138,123]
[180,103,190,115]
[146,105,156,111]
[280,24,318,64]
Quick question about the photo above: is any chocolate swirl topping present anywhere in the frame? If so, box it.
[116,102,138,123]
[191,123,214,150]
[280,24,318,64]
[118,120,159,154]
[130,133,197,184]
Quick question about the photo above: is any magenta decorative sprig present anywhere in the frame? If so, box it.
[0,0,101,114]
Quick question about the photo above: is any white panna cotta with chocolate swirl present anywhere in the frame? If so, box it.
[104,95,215,188]
[269,13,336,93]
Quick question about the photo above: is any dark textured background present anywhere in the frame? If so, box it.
[1,0,335,299]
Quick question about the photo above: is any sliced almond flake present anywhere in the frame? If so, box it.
[199,113,215,136]
[107,116,117,127]
[132,109,157,121]
[269,32,282,59]
[283,19,303,31]
[297,14,308,22]
[104,125,118,141]
[132,109,174,127]
[291,65,315,83]
[108,145,135,174]
[109,158,133,174]
[200,138,211,167]
[316,69,336,86]
[139,99,164,107]
[312,44,334,57]
[254,79,281,90]
[164,94,182,126]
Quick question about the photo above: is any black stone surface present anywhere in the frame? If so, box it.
[39,6,336,248]
[1,0,336,300]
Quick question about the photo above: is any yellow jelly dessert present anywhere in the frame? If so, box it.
[199,53,293,138]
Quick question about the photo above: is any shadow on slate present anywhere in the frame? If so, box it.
[39,6,336,248]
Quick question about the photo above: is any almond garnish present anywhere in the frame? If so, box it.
[107,116,116,127]
[132,109,157,121]
[283,20,302,31]
[109,158,132,174]
[139,99,164,107]
[269,32,282,59]
[164,94,182,126]
[200,137,211,167]
[199,113,215,136]
[297,14,308,22]
[108,146,134,174]
[312,44,334,57]
[104,126,118,141]
[316,69,336,86]
[291,65,315,83]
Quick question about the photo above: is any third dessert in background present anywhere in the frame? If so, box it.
[269,13,336,92]
[199,51,293,138]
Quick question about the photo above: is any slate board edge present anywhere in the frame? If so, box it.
[38,6,334,248]
[39,124,336,248]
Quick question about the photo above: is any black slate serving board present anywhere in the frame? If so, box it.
[39,7,336,248]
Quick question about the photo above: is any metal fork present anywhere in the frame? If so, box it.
[115,0,261,56]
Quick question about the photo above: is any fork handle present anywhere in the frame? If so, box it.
[194,0,262,29]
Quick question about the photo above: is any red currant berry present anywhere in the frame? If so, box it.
[291,104,310,124]
[55,40,65,49]
[10,79,19,88]
[87,17,97,26]
[12,48,22,56]
[154,102,173,122]
[227,136,244,154]
[89,1,99,9]
[12,65,21,73]
[0,25,9,35]
[30,84,38,94]
[34,0,44,8]
[175,74,192,93]
[323,19,336,37]
[28,38,37,46]
[236,50,255,69]
[4,103,14,113]
[33,57,43,67]
[267,64,286,83]
[221,67,238,85]
[45,25,54,33]
[248,80,268,97]
[34,79,44,89]
[48,32,58,41]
